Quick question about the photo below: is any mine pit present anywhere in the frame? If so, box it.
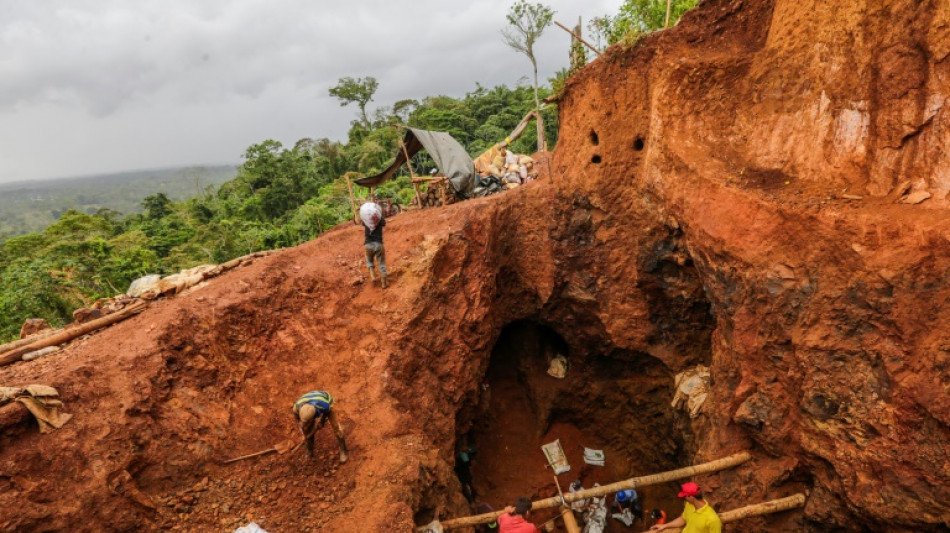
[455,321,690,531]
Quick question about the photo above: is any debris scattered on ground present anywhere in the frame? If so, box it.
[542,439,571,474]
[583,448,605,467]
[0,384,72,433]
[671,365,710,418]
[547,354,568,378]
[233,522,269,533]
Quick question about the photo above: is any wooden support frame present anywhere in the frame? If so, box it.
[637,493,806,533]
[430,452,753,530]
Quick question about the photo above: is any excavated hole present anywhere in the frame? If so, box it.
[591,155,602,164]
[454,321,691,530]
[590,130,600,146]
[633,138,645,151]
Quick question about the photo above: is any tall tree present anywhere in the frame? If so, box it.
[329,76,380,127]
[501,1,554,112]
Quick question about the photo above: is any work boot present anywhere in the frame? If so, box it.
[339,450,348,463]
[380,275,388,289]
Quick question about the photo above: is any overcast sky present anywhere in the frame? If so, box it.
[0,0,622,183]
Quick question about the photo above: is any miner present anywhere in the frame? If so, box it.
[293,390,348,463]
[650,482,721,533]
[499,497,540,533]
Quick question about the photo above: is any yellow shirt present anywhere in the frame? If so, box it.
[682,501,722,533]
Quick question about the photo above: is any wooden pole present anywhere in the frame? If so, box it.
[0,301,148,367]
[433,452,752,530]
[665,0,673,28]
[0,329,60,355]
[400,139,418,178]
[561,506,581,533]
[555,21,602,56]
[637,493,806,533]
[345,175,360,224]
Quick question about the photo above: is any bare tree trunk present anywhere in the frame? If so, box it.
[530,56,544,151]
[665,0,673,27]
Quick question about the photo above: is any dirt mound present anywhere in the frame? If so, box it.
[2,0,949,531]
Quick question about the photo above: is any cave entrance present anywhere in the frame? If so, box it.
[461,321,687,531]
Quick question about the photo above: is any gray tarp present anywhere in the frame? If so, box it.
[354,128,478,198]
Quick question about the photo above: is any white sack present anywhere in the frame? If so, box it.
[359,202,383,231]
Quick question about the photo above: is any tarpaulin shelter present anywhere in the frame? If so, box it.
[354,128,478,198]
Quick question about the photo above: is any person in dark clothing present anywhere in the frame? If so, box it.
[363,212,387,288]
[474,502,498,532]
[455,447,477,502]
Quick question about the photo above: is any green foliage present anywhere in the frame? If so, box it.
[329,76,380,127]
[590,0,699,46]
[0,166,235,239]
[0,79,564,342]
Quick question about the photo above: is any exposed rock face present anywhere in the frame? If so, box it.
[0,1,947,532]
[19,319,50,339]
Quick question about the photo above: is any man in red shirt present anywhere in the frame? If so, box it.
[498,497,540,533]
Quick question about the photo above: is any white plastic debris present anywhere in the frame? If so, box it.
[233,522,268,533]
[541,439,571,475]
[672,365,710,418]
[126,274,161,298]
[583,447,605,466]
[547,354,568,379]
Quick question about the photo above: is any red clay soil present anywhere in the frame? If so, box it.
[2,0,950,532]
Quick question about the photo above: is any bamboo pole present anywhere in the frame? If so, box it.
[0,301,148,367]
[665,0,673,28]
[638,493,806,533]
[555,21,602,56]
[433,452,752,530]
[561,506,581,533]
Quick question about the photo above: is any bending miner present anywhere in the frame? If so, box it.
[293,390,348,463]
[650,482,720,533]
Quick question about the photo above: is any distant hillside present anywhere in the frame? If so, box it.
[0,165,237,237]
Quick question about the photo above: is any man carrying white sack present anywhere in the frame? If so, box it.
[359,201,388,288]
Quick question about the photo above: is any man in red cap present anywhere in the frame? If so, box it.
[650,482,721,532]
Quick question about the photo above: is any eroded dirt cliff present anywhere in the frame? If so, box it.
[1,0,949,531]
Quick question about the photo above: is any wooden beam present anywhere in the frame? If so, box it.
[637,493,806,533]
[345,175,360,224]
[432,452,752,530]
[0,302,148,367]
[555,21,602,57]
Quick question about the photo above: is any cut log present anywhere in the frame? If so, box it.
[0,301,148,367]
[432,452,752,530]
[637,493,806,532]
[0,328,61,355]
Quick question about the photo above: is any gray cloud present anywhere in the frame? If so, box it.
[0,0,621,182]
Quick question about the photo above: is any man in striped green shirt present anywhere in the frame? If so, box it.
[293,390,348,463]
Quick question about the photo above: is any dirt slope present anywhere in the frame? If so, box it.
[2,0,949,532]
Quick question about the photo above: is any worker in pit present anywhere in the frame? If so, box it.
[611,488,643,527]
[499,497,541,533]
[293,390,348,463]
[650,508,668,526]
[650,482,721,533]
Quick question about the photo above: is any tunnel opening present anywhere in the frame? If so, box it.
[454,320,692,531]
